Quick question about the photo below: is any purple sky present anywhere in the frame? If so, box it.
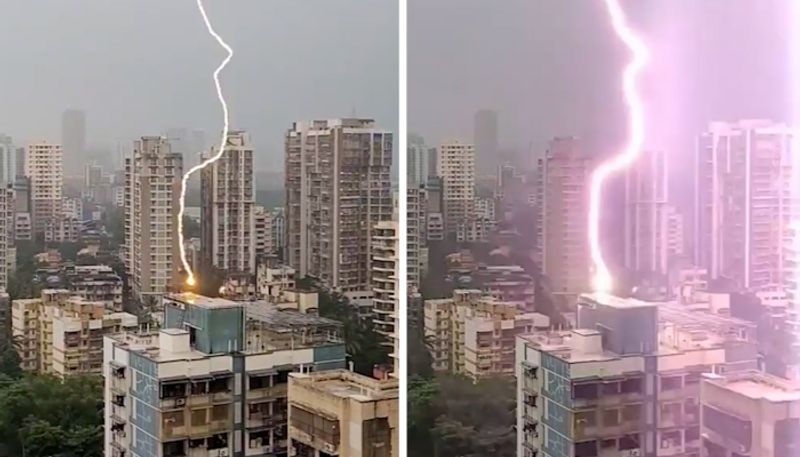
[410,0,792,206]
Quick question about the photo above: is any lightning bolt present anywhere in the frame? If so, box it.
[588,0,649,293]
[178,0,234,287]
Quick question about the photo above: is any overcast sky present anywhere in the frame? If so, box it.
[410,0,792,185]
[0,0,398,173]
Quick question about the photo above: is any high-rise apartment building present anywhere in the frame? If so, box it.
[201,130,256,274]
[285,119,393,293]
[437,141,475,236]
[408,134,430,187]
[26,142,63,233]
[667,205,685,260]
[535,137,592,296]
[407,186,427,293]
[625,149,670,275]
[288,370,399,457]
[272,207,286,259]
[515,293,759,457]
[0,134,18,185]
[372,219,399,375]
[61,109,86,174]
[124,136,183,300]
[103,293,346,457]
[695,120,794,290]
[474,109,498,175]
[0,185,12,292]
[254,205,273,262]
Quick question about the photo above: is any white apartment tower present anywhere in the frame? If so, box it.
[407,186,427,294]
[25,142,63,234]
[624,149,670,274]
[124,136,183,300]
[695,120,794,290]
[535,137,592,296]
[253,205,274,261]
[201,130,256,274]
[667,205,685,260]
[437,141,475,236]
[0,134,17,185]
[285,119,393,293]
[372,219,399,376]
[0,186,12,291]
[25,142,64,233]
[407,134,430,187]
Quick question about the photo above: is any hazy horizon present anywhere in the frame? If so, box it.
[0,0,398,173]
[410,0,792,189]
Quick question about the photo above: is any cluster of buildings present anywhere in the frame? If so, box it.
[515,292,800,457]
[2,113,401,457]
[102,293,398,457]
[414,114,800,457]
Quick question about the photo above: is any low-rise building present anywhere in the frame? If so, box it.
[103,293,347,457]
[14,212,32,241]
[12,289,137,376]
[44,216,80,242]
[288,370,398,457]
[425,289,549,378]
[257,264,296,300]
[64,264,124,312]
[700,371,800,457]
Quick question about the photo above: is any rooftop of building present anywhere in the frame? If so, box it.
[704,371,800,402]
[290,369,398,402]
[107,330,209,363]
[244,301,341,333]
[579,292,656,309]
[520,330,619,363]
[166,292,241,310]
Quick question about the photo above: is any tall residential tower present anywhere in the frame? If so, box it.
[201,130,256,274]
[124,136,183,300]
[694,120,794,290]
[25,142,63,234]
[285,119,393,293]
[535,137,592,296]
[624,149,670,275]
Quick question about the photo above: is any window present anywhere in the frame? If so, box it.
[603,409,619,426]
[621,378,642,394]
[575,410,596,427]
[601,382,620,395]
[661,430,682,449]
[191,409,207,426]
[573,383,598,400]
[623,404,641,423]
[661,376,682,391]
[249,374,271,390]
[619,434,640,451]
[574,441,598,457]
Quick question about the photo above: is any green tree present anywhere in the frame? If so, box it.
[0,375,103,456]
[302,277,391,376]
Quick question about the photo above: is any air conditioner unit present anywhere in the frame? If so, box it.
[176,398,186,406]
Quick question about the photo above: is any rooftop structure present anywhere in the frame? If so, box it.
[103,293,347,457]
[288,370,398,457]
